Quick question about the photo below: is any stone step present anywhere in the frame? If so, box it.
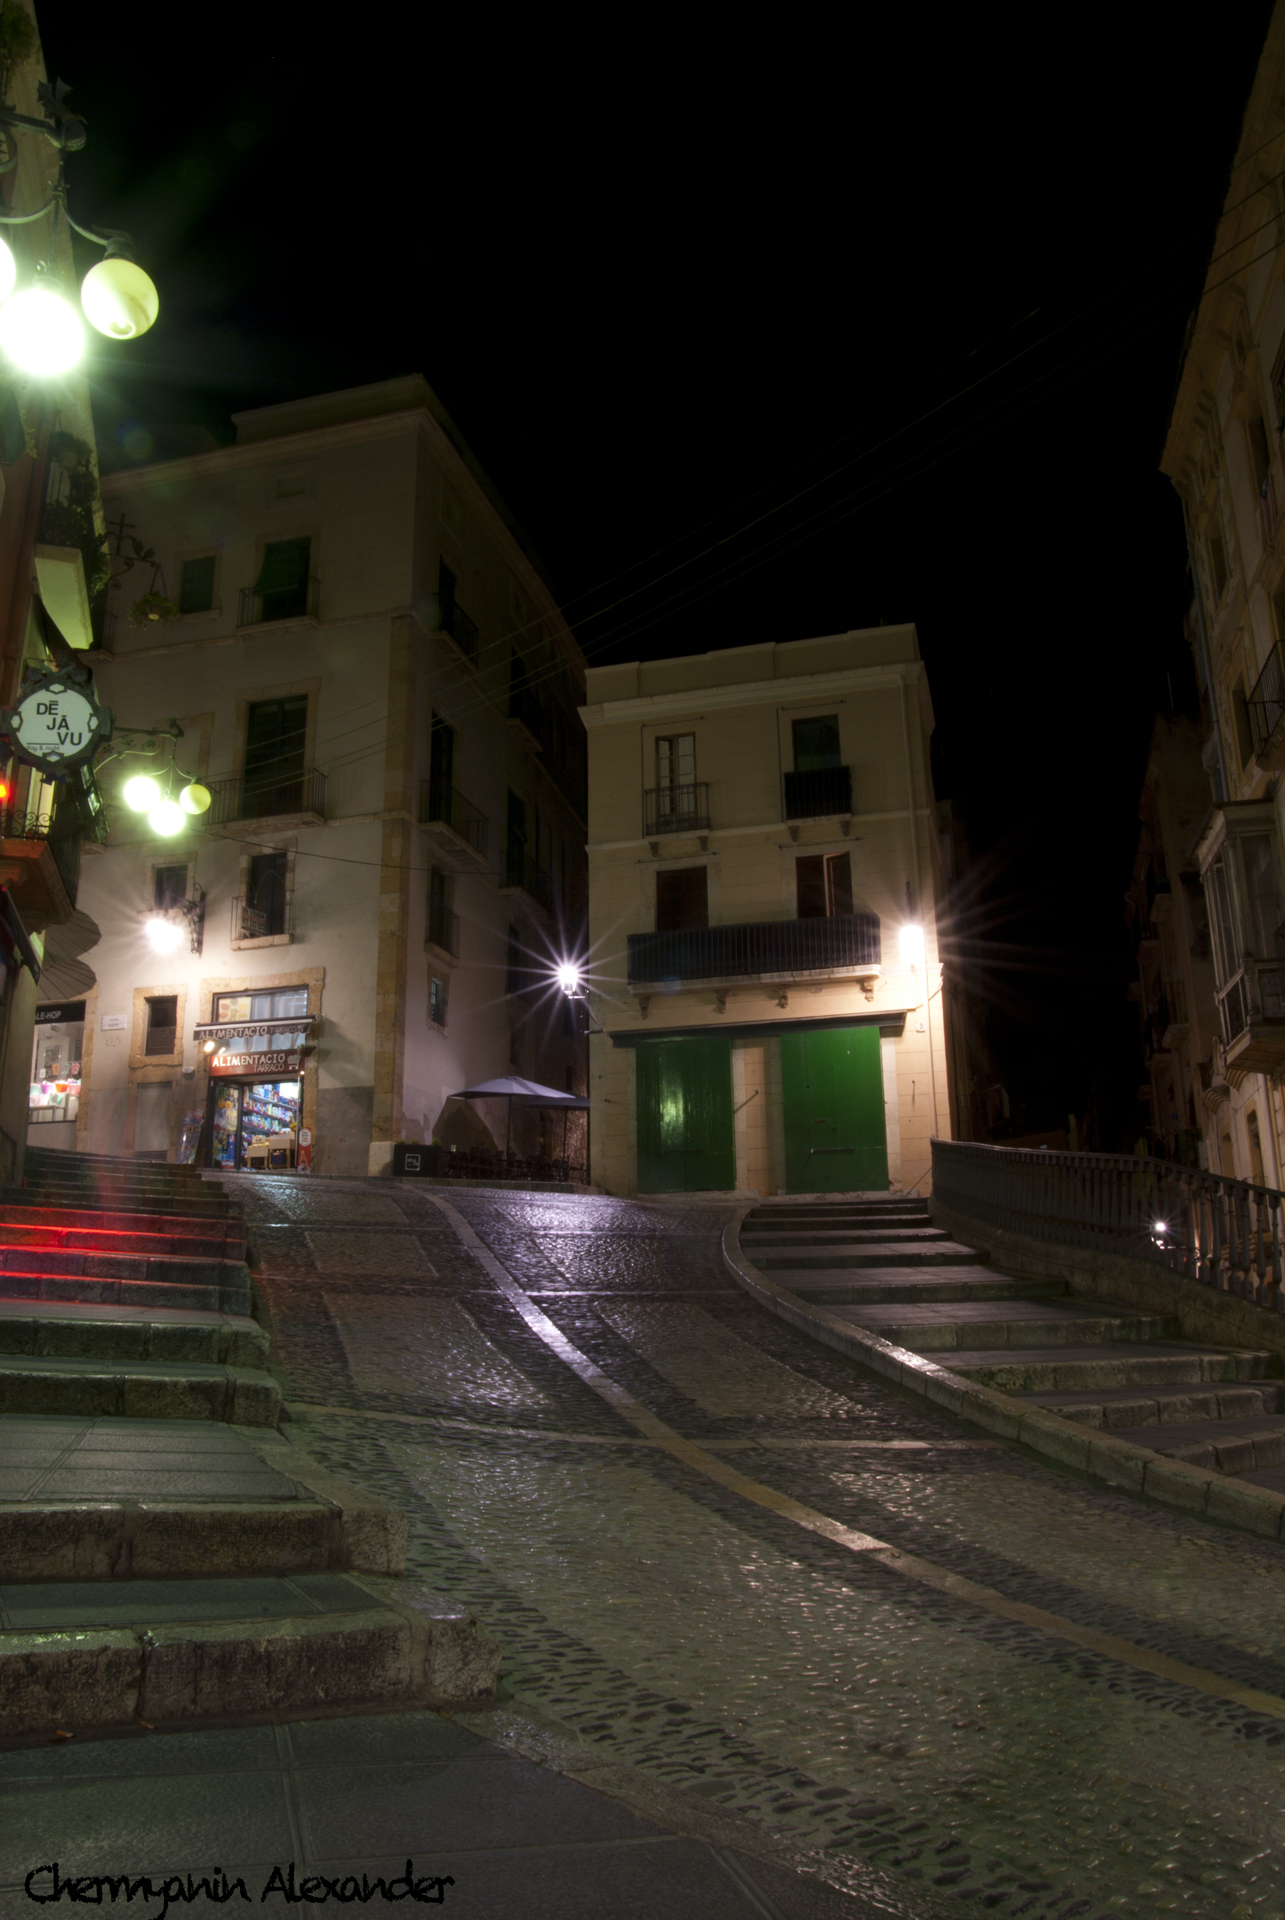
[792,1272,1070,1305]
[0,1202,246,1245]
[744,1208,930,1226]
[1030,1382,1285,1427]
[0,1571,499,1735]
[0,1222,247,1265]
[1109,1415,1285,1475]
[12,1181,240,1217]
[0,1299,268,1369]
[0,1354,279,1425]
[741,1227,952,1247]
[944,1343,1279,1392]
[754,1240,983,1270]
[0,1268,254,1316]
[823,1301,1172,1352]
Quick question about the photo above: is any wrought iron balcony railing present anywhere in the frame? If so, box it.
[508,683,544,741]
[783,766,852,819]
[628,911,880,984]
[1248,642,1285,770]
[439,603,479,661]
[208,767,326,826]
[419,782,488,859]
[503,848,553,914]
[237,577,320,627]
[427,900,460,958]
[644,782,710,837]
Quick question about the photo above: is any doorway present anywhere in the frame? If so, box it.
[211,1078,302,1171]
[635,1035,735,1191]
[779,1026,888,1192]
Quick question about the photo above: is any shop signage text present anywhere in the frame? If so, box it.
[210,1050,302,1077]
[0,667,113,775]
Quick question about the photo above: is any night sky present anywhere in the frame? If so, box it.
[42,3,1278,1145]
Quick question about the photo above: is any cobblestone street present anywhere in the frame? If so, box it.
[238,1176,1285,1918]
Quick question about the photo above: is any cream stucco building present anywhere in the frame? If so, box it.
[580,625,953,1196]
[58,376,587,1176]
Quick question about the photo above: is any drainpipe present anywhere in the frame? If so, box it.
[899,670,940,1139]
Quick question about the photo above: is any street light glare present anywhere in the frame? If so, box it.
[899,923,925,967]
[145,916,183,954]
[556,961,582,993]
[80,257,159,340]
[147,799,185,837]
[0,237,16,307]
[122,776,160,812]
[0,285,84,376]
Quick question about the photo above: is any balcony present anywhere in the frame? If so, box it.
[507,682,544,753]
[644,783,710,838]
[627,911,881,986]
[783,766,852,820]
[1217,955,1285,1071]
[419,782,489,873]
[427,899,460,960]
[434,602,479,664]
[237,577,320,628]
[0,788,91,930]
[208,767,326,828]
[1248,644,1285,772]
[502,849,553,917]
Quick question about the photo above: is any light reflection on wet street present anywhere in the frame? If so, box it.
[240,1179,1285,1918]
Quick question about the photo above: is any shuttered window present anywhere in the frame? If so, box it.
[655,867,708,932]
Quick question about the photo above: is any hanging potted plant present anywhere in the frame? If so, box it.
[128,589,180,628]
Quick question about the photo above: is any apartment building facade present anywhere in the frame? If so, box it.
[1159,2,1285,1187]
[581,626,953,1196]
[65,377,587,1176]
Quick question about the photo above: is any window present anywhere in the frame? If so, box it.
[438,560,457,625]
[1241,833,1280,956]
[1248,1109,1266,1186]
[1209,533,1229,600]
[153,864,188,911]
[796,851,853,919]
[1249,418,1271,496]
[428,867,454,952]
[1233,679,1255,770]
[214,987,308,1021]
[145,994,178,1057]
[656,733,695,791]
[246,850,288,937]
[244,696,308,814]
[427,715,454,817]
[178,554,216,615]
[252,537,311,622]
[655,866,708,932]
[429,975,448,1028]
[792,715,841,770]
[506,790,526,886]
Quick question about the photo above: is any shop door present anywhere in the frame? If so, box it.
[780,1026,887,1193]
[636,1036,735,1192]
[211,1079,302,1171]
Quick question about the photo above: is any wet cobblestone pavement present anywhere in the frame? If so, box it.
[238,1179,1285,1918]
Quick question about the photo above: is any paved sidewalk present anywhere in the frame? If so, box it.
[0,1708,894,1920]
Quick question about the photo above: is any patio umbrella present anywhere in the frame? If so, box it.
[446,1075,589,1159]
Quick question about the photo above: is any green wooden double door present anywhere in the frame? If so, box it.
[635,1027,887,1194]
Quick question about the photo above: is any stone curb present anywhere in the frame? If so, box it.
[0,1358,281,1426]
[721,1214,1285,1543]
[0,1597,502,1736]
[0,1311,268,1369]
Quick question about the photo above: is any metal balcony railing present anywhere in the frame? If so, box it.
[1217,955,1285,1047]
[503,848,553,913]
[208,767,326,826]
[233,893,291,942]
[427,901,460,958]
[0,799,82,903]
[439,603,478,661]
[783,766,852,819]
[420,783,488,858]
[508,683,544,741]
[1248,643,1285,764]
[237,577,320,627]
[933,1137,1285,1306]
[644,782,710,836]
[628,911,881,984]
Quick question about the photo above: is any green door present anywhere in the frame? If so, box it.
[780,1026,888,1193]
[636,1036,735,1192]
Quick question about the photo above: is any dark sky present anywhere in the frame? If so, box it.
[43,2,1277,1143]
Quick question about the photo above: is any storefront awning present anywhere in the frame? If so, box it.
[193,1016,318,1042]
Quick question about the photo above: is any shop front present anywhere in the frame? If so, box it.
[194,985,316,1173]
[28,1000,85,1152]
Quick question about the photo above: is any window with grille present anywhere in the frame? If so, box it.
[247,851,288,936]
[153,865,187,911]
[252,538,311,622]
[145,995,178,1057]
[429,975,448,1028]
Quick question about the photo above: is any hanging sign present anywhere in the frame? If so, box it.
[0,666,113,775]
[209,1049,302,1077]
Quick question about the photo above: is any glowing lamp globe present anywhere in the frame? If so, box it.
[899,923,925,967]
[123,775,160,812]
[145,916,183,955]
[178,781,211,815]
[555,962,582,993]
[147,799,185,837]
[0,236,16,307]
[0,285,84,376]
[80,257,159,340]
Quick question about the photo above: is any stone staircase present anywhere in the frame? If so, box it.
[740,1196,1285,1488]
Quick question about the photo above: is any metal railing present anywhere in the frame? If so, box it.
[427,901,460,957]
[508,683,544,740]
[232,893,291,942]
[628,910,880,984]
[644,783,710,836]
[784,766,852,819]
[208,767,326,825]
[933,1136,1285,1308]
[237,577,320,627]
[0,799,81,903]
[419,782,488,858]
[503,849,553,913]
[1248,643,1285,761]
[1216,954,1285,1047]
[438,603,479,661]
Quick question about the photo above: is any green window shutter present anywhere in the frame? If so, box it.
[253,538,310,595]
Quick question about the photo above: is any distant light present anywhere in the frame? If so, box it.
[556,961,583,994]
[80,257,159,340]
[203,1039,216,1054]
[145,916,183,954]
[899,923,925,967]
[123,775,160,812]
[147,799,185,836]
[179,781,211,815]
[0,284,84,376]
[1154,1219,1166,1235]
